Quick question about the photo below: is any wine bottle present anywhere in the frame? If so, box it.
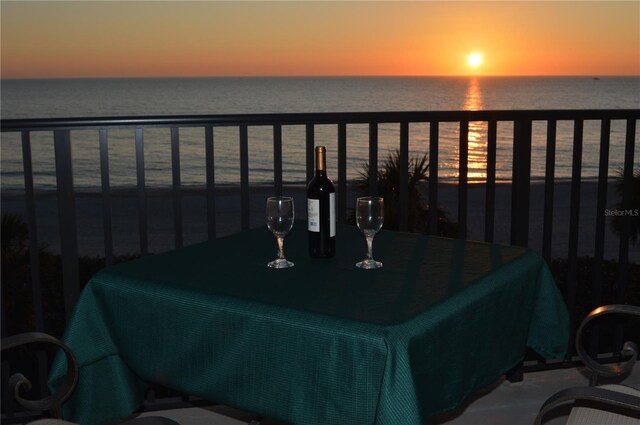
[307,146,336,258]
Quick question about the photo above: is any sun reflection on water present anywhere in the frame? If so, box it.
[463,78,488,182]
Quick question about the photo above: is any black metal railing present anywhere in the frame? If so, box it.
[1,109,638,417]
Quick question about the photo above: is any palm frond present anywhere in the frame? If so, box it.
[351,149,457,236]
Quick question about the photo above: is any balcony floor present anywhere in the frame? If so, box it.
[131,365,640,425]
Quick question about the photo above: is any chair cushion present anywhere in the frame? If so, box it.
[567,384,640,425]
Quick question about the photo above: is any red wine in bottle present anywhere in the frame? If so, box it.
[307,146,336,258]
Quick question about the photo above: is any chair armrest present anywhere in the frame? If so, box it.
[1,332,78,417]
[534,385,640,425]
[576,304,640,381]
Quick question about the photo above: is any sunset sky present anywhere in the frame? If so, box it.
[1,1,639,78]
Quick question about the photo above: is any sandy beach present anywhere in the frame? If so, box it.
[1,181,637,263]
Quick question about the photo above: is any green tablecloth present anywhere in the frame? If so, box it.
[50,222,568,425]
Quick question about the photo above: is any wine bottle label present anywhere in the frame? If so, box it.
[308,198,320,232]
[307,194,336,236]
[329,192,336,237]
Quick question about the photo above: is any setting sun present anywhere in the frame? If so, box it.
[467,52,483,68]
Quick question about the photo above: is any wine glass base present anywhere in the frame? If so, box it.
[356,259,383,269]
[268,258,294,269]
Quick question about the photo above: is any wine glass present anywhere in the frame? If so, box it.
[356,196,384,269]
[266,196,295,268]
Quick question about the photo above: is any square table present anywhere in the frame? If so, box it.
[50,221,568,425]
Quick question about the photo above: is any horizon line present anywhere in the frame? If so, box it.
[2,74,640,81]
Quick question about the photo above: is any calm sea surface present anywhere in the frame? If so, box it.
[1,76,639,190]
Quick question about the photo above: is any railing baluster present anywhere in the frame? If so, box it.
[510,120,532,246]
[306,124,315,184]
[337,122,347,223]
[542,120,557,264]
[171,127,183,249]
[399,122,409,231]
[484,120,497,242]
[135,128,148,255]
[428,121,439,235]
[615,118,636,354]
[273,124,283,197]
[21,131,43,331]
[617,118,636,299]
[240,125,250,231]
[593,119,611,303]
[53,129,79,321]
[368,122,378,196]
[99,129,114,266]
[22,130,48,398]
[590,118,610,356]
[205,126,217,239]
[458,120,469,239]
[566,118,584,360]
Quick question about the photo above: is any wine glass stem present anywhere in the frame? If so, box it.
[366,235,374,260]
[277,236,285,260]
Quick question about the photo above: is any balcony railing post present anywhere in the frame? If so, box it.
[240,125,250,231]
[99,129,114,266]
[428,121,439,235]
[22,130,48,398]
[566,118,584,359]
[368,123,379,196]
[171,127,183,249]
[590,118,610,356]
[510,119,532,247]
[135,128,148,255]
[458,120,469,239]
[542,120,557,263]
[399,122,409,231]
[593,119,611,306]
[306,124,315,184]
[53,129,79,321]
[507,118,531,381]
[337,123,347,223]
[617,118,637,299]
[21,131,44,331]
[205,126,217,239]
[484,120,497,242]
[273,124,283,197]
[615,118,637,355]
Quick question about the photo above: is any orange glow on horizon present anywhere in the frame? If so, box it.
[1,1,638,78]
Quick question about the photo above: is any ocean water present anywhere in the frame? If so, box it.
[1,76,639,190]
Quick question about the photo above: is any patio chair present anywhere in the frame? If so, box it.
[1,332,179,425]
[534,304,640,425]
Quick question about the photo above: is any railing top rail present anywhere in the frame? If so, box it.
[2,109,639,131]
